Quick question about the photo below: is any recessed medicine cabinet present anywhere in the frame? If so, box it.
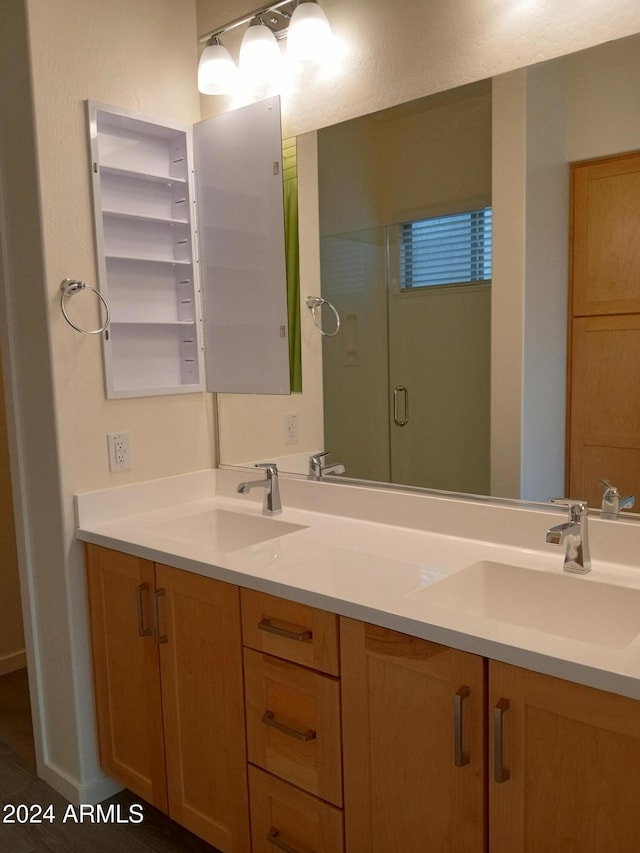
[87,98,290,399]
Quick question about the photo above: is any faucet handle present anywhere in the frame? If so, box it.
[310,451,329,463]
[599,478,619,497]
[309,451,329,477]
[598,479,635,517]
[256,462,279,477]
[550,498,588,520]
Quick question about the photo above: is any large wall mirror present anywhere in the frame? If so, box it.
[217,33,640,507]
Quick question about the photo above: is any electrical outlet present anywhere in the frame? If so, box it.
[107,432,131,471]
[284,413,298,445]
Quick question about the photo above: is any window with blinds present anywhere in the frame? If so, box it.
[398,207,492,289]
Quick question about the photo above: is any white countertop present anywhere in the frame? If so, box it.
[75,468,640,700]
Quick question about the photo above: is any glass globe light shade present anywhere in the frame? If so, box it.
[198,39,238,95]
[239,19,282,84]
[287,0,333,62]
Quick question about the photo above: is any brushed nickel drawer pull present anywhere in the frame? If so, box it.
[152,588,168,644]
[262,710,317,742]
[494,697,510,783]
[135,583,151,637]
[258,618,312,643]
[454,685,471,767]
[267,827,309,853]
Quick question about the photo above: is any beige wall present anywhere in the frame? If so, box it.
[0,0,215,803]
[197,0,640,137]
[0,0,638,806]
[0,352,24,675]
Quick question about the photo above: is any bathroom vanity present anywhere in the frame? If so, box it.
[76,469,640,852]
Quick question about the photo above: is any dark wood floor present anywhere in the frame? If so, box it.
[0,669,222,852]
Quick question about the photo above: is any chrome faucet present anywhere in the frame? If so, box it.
[309,451,346,479]
[546,499,591,574]
[237,463,282,515]
[599,479,635,519]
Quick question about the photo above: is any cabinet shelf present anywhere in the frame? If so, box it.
[99,163,187,186]
[103,208,189,226]
[109,319,197,327]
[105,252,192,266]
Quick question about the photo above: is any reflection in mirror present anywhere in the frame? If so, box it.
[318,80,492,493]
[217,34,640,509]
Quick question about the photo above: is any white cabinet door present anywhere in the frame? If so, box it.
[195,97,291,395]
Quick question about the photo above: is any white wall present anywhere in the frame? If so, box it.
[0,353,24,675]
[566,34,640,162]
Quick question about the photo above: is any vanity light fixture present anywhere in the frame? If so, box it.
[287,0,333,62]
[198,37,238,95]
[197,0,334,95]
[239,17,283,92]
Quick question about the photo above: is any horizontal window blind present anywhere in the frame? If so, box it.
[399,207,492,289]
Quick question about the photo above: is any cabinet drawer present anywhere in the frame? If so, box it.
[241,589,340,676]
[249,766,344,853]
[244,649,342,807]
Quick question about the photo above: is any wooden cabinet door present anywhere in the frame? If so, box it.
[340,618,486,853]
[571,152,640,316]
[248,765,344,853]
[244,649,342,807]
[85,544,167,810]
[489,660,640,852]
[567,314,640,507]
[241,588,340,676]
[156,564,250,853]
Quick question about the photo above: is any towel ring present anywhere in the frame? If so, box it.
[306,296,340,337]
[59,278,110,335]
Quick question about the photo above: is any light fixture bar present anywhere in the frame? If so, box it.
[199,0,296,43]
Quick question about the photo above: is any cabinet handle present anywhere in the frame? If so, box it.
[267,828,310,853]
[494,697,510,783]
[152,588,168,644]
[258,618,312,643]
[261,710,317,742]
[135,583,151,637]
[454,685,471,767]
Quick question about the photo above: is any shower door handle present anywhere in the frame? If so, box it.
[393,385,409,426]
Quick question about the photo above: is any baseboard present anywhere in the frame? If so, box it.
[0,649,27,676]
[39,759,123,806]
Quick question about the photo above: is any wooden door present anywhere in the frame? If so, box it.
[156,565,250,853]
[568,314,640,507]
[567,152,640,507]
[85,544,167,810]
[340,618,486,853]
[571,153,640,316]
[489,661,640,852]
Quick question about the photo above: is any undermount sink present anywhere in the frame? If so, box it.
[147,509,307,553]
[425,560,640,649]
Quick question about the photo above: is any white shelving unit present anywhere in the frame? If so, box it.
[88,103,204,398]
